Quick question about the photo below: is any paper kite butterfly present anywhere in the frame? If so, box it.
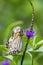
[6,26,23,54]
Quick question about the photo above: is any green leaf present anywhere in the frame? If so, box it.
[5,55,16,65]
[0,56,5,62]
[26,50,32,58]
[5,55,13,60]
[0,45,8,52]
[34,40,43,50]
[0,55,16,65]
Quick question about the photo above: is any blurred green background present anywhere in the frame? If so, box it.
[0,0,43,65]
[0,0,43,44]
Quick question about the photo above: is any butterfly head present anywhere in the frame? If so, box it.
[12,26,23,37]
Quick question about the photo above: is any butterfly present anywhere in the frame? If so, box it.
[6,26,23,54]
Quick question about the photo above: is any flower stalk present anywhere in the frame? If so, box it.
[21,38,30,65]
[21,0,34,65]
[32,55,33,65]
[29,0,34,31]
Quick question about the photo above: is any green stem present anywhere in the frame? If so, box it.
[32,52,34,65]
[21,38,30,65]
[21,0,34,65]
[32,55,33,65]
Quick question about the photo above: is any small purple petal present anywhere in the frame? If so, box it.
[26,29,35,38]
[2,60,9,65]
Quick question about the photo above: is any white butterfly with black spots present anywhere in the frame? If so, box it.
[6,26,23,54]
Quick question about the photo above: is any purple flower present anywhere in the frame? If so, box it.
[2,60,9,65]
[26,29,34,38]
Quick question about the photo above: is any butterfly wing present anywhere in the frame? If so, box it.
[6,37,13,48]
